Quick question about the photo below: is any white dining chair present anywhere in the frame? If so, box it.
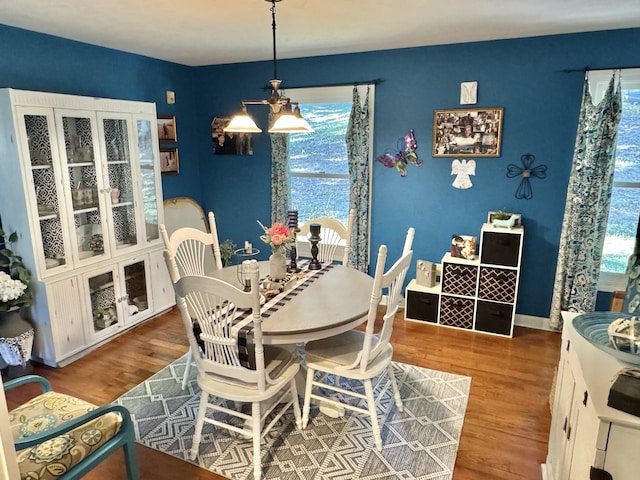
[172,260,302,480]
[160,211,223,389]
[298,208,355,265]
[301,232,413,451]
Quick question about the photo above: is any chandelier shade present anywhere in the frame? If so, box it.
[223,0,313,135]
[224,105,262,133]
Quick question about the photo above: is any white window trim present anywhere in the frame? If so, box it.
[593,68,640,292]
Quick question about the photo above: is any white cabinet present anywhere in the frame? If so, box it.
[149,249,175,313]
[44,277,86,361]
[0,89,174,366]
[543,312,640,480]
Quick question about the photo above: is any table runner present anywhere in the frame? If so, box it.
[234,262,335,366]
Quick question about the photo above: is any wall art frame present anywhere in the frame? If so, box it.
[433,107,503,157]
[160,147,179,174]
[157,114,177,142]
[211,116,254,155]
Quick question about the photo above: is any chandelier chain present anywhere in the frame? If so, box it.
[271,0,278,81]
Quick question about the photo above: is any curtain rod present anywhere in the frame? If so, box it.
[558,65,640,73]
[263,78,383,91]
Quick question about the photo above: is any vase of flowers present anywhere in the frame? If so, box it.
[260,221,295,281]
[0,228,35,376]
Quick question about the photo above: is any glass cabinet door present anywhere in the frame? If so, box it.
[122,257,151,324]
[98,114,139,252]
[135,116,162,243]
[17,108,71,274]
[86,269,122,338]
[56,111,109,264]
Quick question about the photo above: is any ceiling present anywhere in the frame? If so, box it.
[1,0,639,67]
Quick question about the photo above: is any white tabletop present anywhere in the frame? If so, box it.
[210,262,374,344]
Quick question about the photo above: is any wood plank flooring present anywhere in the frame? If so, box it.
[4,307,561,479]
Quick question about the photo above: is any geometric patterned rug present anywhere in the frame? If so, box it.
[116,354,471,480]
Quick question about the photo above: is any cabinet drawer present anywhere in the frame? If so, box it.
[475,300,513,336]
[480,231,521,267]
[439,295,474,329]
[478,267,517,303]
[406,290,439,323]
[442,263,478,297]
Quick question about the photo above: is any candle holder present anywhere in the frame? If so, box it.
[308,223,322,270]
[287,210,301,273]
[234,248,260,291]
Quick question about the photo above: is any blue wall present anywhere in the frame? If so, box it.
[1,23,639,319]
[0,24,201,202]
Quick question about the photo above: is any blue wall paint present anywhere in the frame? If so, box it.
[1,23,639,319]
[0,24,203,203]
[194,28,640,319]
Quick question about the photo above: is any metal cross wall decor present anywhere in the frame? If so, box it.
[506,153,547,200]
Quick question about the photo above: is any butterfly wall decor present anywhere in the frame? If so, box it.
[375,129,423,177]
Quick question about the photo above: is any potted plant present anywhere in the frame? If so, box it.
[219,239,238,267]
[0,227,35,377]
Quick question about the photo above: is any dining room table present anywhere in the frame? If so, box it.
[207,259,374,345]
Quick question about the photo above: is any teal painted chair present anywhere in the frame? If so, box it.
[3,375,139,480]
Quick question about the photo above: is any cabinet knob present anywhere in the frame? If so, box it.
[583,390,588,407]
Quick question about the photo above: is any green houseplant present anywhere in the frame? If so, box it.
[219,239,238,267]
[0,227,35,374]
[0,228,33,311]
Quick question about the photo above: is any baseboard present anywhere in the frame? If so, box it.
[515,314,554,331]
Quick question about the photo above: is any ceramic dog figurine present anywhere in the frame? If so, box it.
[493,214,519,229]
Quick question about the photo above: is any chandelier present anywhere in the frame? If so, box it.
[224,0,313,134]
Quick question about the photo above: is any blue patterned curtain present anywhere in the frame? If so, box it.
[549,73,622,330]
[269,111,290,225]
[345,86,371,272]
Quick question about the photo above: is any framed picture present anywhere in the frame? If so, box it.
[451,234,477,260]
[157,115,177,142]
[211,116,253,155]
[160,147,179,174]
[433,107,503,157]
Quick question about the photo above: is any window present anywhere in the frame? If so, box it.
[287,86,373,227]
[597,69,640,292]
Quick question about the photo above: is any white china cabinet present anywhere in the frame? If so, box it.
[0,89,174,366]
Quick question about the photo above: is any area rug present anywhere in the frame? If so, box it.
[116,354,471,480]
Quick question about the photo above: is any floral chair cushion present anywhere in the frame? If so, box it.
[9,391,122,480]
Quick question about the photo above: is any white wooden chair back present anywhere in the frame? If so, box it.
[352,245,412,372]
[298,208,355,265]
[403,227,415,256]
[160,211,222,282]
[173,260,269,390]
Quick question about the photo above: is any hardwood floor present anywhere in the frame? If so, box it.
[4,307,561,479]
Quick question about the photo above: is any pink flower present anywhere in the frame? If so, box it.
[268,222,289,237]
[271,233,285,245]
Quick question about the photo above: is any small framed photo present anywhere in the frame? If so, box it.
[160,147,179,174]
[433,107,503,157]
[157,115,177,142]
[451,234,477,260]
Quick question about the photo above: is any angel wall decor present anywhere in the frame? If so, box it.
[451,159,476,189]
[375,129,423,177]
